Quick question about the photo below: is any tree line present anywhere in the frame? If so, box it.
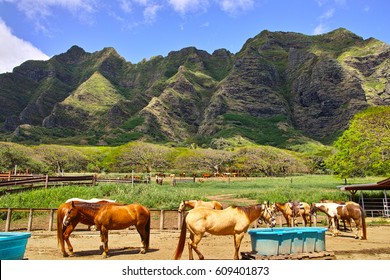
[1,107,389,179]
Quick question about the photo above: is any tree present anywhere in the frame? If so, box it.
[326,107,390,178]
[0,142,45,173]
[174,148,233,174]
[115,142,172,173]
[34,145,88,174]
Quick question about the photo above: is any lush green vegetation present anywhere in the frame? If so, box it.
[0,175,384,212]
[325,106,390,178]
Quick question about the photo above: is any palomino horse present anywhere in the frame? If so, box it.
[57,198,115,257]
[272,201,300,227]
[178,200,223,212]
[173,203,276,260]
[310,202,366,239]
[63,201,151,257]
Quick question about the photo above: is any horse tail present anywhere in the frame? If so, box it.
[173,212,188,260]
[145,213,151,250]
[360,206,367,240]
[56,206,65,249]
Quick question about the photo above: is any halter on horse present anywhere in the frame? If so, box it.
[173,203,276,260]
[178,200,223,212]
[57,198,115,257]
[63,201,151,257]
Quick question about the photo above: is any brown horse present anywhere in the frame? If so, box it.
[310,202,366,239]
[57,198,115,257]
[63,201,151,258]
[272,202,300,227]
[173,203,276,260]
[292,201,312,227]
[178,200,223,212]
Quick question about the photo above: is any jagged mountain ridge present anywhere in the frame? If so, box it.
[0,28,389,146]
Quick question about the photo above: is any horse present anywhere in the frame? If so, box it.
[57,198,115,257]
[291,201,312,227]
[63,201,151,258]
[178,200,223,212]
[173,203,276,260]
[272,201,301,227]
[310,202,366,239]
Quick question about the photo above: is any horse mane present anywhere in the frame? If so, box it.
[235,204,263,219]
[66,198,116,203]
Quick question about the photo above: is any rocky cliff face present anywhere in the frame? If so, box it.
[0,28,389,146]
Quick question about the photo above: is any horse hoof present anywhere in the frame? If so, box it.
[139,249,146,254]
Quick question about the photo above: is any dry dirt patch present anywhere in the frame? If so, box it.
[23,225,390,260]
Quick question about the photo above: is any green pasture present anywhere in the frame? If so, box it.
[0,175,385,212]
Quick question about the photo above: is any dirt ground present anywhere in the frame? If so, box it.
[23,224,390,260]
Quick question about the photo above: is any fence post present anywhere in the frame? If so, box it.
[5,208,12,232]
[92,174,97,186]
[45,175,49,188]
[28,209,33,231]
[49,209,55,231]
[160,210,165,230]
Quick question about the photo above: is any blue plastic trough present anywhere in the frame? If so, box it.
[248,227,327,256]
[0,232,31,260]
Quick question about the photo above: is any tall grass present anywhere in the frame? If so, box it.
[1,175,385,212]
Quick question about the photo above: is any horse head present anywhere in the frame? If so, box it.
[178,201,186,213]
[63,201,79,227]
[309,203,318,216]
[258,203,276,228]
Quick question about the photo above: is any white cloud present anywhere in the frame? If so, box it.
[0,19,49,73]
[143,4,162,23]
[3,0,97,32]
[319,8,335,20]
[313,23,328,35]
[217,0,255,15]
[168,0,210,15]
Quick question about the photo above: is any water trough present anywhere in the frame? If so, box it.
[0,232,31,260]
[248,227,328,256]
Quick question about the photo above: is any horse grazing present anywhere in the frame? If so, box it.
[310,202,366,239]
[57,198,115,257]
[173,203,276,260]
[63,201,151,258]
[178,200,223,212]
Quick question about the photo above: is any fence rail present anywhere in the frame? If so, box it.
[0,207,183,232]
[0,175,96,196]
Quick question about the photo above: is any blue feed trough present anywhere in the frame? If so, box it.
[248,227,327,256]
[0,232,31,260]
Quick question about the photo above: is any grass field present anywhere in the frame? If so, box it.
[0,175,385,211]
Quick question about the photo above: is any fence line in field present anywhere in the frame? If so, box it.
[0,207,295,233]
[0,207,184,232]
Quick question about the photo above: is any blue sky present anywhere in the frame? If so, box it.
[0,0,389,73]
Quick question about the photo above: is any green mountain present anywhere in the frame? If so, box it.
[0,28,389,147]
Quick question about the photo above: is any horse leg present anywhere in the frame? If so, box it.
[353,218,361,239]
[136,224,147,254]
[99,227,109,258]
[188,232,204,260]
[233,232,245,260]
[63,226,74,256]
[331,217,338,236]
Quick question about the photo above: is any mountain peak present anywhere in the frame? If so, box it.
[54,45,88,64]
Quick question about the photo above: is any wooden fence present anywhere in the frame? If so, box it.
[0,208,183,232]
[0,174,96,195]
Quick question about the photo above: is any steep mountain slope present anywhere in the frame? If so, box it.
[0,28,389,147]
